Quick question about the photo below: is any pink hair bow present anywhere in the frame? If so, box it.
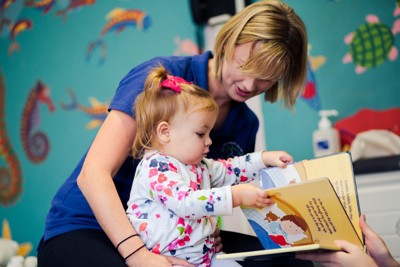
[160,75,192,93]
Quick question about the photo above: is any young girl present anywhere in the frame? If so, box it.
[126,66,293,267]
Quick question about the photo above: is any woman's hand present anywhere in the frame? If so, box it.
[296,214,400,267]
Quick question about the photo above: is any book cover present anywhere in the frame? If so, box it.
[217,152,364,260]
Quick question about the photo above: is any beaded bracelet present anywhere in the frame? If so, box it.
[124,244,146,262]
[116,234,139,250]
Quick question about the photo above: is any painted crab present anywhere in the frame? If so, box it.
[343,14,400,74]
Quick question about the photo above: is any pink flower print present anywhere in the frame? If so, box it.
[177,217,185,226]
[151,244,161,254]
[240,176,249,182]
[149,168,158,178]
[158,173,168,183]
[177,235,190,247]
[164,187,173,197]
[177,190,189,200]
[189,165,197,173]
[219,159,233,175]
[189,180,199,190]
[155,183,164,191]
[156,214,160,218]
[131,203,138,210]
[168,180,177,187]
[150,181,157,190]
[169,162,178,172]
[139,222,147,232]
[184,224,193,235]
[196,172,203,184]
[158,195,167,204]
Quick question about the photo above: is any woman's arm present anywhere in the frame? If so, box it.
[77,110,193,267]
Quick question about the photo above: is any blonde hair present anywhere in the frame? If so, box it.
[132,65,218,158]
[213,0,308,109]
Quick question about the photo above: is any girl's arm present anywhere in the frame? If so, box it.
[77,110,193,267]
[208,150,293,187]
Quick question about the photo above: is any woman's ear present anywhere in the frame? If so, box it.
[157,121,170,144]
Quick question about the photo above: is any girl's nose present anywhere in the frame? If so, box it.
[205,136,212,146]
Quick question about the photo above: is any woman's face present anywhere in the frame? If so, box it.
[221,42,277,102]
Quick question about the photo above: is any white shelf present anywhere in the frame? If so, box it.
[356,170,400,261]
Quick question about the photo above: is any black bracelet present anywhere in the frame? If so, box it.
[124,244,146,262]
[116,234,139,250]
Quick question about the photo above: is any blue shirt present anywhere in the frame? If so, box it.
[42,51,259,241]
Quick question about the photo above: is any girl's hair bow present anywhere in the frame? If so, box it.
[160,75,192,93]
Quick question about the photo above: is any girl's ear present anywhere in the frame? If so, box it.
[157,121,170,144]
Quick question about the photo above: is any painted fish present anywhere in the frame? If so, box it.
[55,0,95,21]
[8,19,32,55]
[60,89,109,129]
[24,0,56,14]
[86,8,151,64]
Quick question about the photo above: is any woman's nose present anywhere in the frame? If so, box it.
[242,77,256,91]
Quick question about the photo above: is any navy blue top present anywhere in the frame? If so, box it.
[42,51,259,242]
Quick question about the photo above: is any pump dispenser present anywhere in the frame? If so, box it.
[313,110,340,157]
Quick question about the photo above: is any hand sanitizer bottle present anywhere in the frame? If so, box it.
[313,110,340,157]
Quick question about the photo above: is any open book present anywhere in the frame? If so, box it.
[217,152,364,260]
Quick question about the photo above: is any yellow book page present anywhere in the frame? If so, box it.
[293,153,361,240]
[267,178,363,250]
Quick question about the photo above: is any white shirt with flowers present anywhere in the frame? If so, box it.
[126,150,265,267]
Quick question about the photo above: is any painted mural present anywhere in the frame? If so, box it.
[0,73,23,206]
[8,18,32,55]
[343,9,400,74]
[301,47,327,111]
[20,81,54,163]
[86,8,152,64]
[60,89,109,130]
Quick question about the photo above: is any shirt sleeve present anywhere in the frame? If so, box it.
[203,151,266,187]
[137,153,234,219]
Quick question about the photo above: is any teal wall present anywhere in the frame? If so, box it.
[264,0,400,160]
[1,0,399,255]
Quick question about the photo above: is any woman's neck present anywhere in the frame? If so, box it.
[208,59,231,130]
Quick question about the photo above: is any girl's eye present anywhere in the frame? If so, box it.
[196,132,205,138]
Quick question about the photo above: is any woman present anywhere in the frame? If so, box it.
[37,1,308,266]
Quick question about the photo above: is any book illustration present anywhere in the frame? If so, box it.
[260,152,362,240]
[242,178,363,251]
[217,153,364,261]
[244,202,313,250]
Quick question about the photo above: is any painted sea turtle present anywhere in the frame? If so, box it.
[343,14,400,74]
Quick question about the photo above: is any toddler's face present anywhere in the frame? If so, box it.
[166,109,217,165]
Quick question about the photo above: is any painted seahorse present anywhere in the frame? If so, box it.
[20,80,54,163]
[0,72,23,206]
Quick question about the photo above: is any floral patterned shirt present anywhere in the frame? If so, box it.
[126,150,265,266]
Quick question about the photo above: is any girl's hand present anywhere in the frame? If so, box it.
[126,247,195,267]
[211,227,223,253]
[262,151,293,168]
[231,183,274,208]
